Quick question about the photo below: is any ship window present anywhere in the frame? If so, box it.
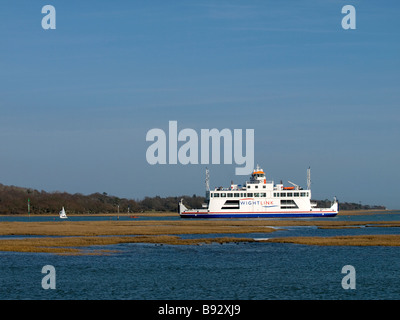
[247,193,253,197]
[210,193,213,198]
[294,192,299,197]
[227,193,233,197]
[234,193,239,197]
[254,193,259,197]
[261,193,266,197]
[221,193,226,197]
[263,185,266,188]
[300,192,305,197]
[273,193,277,197]
[281,193,286,197]
[214,193,220,197]
[255,185,258,189]
[280,199,299,209]
[287,192,293,197]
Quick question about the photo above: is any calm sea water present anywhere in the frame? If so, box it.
[1,211,400,300]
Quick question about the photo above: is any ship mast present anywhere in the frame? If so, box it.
[205,167,210,199]
[307,167,311,190]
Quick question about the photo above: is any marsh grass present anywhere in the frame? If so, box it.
[1,220,399,237]
[0,235,254,255]
[0,220,278,236]
[267,234,400,246]
[1,217,400,255]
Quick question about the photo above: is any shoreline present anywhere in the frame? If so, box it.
[338,209,397,215]
[0,211,178,217]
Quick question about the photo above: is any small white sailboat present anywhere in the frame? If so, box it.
[59,207,68,219]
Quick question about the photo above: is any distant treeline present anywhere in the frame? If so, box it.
[0,183,203,214]
[0,183,385,215]
[316,199,386,211]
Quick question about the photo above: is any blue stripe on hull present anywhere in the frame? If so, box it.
[180,212,337,218]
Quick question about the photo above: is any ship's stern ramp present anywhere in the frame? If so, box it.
[178,199,188,214]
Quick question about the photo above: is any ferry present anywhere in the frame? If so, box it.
[178,166,338,218]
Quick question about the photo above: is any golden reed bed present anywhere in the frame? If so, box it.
[0,219,275,255]
[0,235,255,255]
[0,210,399,255]
[268,235,400,246]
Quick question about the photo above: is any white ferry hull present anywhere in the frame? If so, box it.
[179,202,338,218]
[179,211,337,218]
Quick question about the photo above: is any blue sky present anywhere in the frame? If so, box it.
[0,1,399,209]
